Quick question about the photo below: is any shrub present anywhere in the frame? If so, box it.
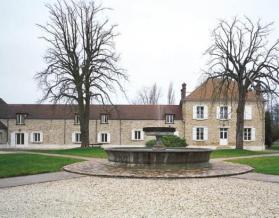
[145,135,187,147]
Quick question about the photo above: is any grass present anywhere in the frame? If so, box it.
[229,156,279,175]
[211,149,269,159]
[33,147,107,158]
[0,153,83,178]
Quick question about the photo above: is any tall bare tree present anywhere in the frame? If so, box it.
[35,0,127,147]
[133,83,162,104]
[167,82,175,104]
[205,17,279,149]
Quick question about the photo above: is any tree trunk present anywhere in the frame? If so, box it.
[236,91,246,149]
[77,88,90,148]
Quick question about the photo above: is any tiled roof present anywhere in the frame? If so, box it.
[185,79,258,101]
[0,104,182,120]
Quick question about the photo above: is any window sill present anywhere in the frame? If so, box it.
[100,123,109,125]
[16,124,25,125]
[32,142,43,144]
[194,118,208,120]
[132,139,144,141]
[194,140,206,141]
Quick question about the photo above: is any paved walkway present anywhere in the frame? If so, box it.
[0,172,85,189]
[215,152,279,161]
[232,172,279,184]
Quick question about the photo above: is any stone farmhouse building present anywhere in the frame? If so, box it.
[0,79,265,150]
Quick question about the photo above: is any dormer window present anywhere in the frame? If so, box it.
[16,114,25,125]
[100,114,109,124]
[74,114,80,125]
[165,114,174,124]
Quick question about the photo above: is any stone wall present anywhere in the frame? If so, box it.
[183,100,265,148]
[4,118,184,146]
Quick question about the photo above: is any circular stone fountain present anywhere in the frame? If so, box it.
[64,127,253,178]
[105,127,212,165]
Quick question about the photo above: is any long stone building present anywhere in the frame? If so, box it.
[0,80,265,150]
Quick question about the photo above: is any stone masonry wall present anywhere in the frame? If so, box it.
[183,100,265,147]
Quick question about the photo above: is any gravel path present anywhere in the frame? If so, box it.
[0,177,279,218]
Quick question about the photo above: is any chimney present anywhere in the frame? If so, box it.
[181,83,186,101]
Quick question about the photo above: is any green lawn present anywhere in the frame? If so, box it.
[229,156,279,175]
[0,153,83,178]
[34,147,107,158]
[211,149,269,159]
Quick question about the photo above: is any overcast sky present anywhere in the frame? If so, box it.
[1,0,279,104]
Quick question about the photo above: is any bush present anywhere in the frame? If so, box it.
[145,135,187,148]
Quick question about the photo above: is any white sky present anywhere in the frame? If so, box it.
[1,0,279,104]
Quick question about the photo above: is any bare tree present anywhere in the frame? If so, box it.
[133,83,162,104]
[167,82,175,104]
[205,17,279,149]
[35,0,127,147]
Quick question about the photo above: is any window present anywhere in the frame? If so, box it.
[16,133,24,145]
[219,128,228,139]
[132,129,144,141]
[75,133,81,143]
[220,106,228,120]
[196,127,204,140]
[243,128,255,141]
[33,132,42,143]
[165,114,174,124]
[101,133,108,143]
[72,132,81,143]
[74,114,80,125]
[192,127,208,141]
[197,106,204,119]
[100,114,109,124]
[244,106,252,120]
[16,114,25,125]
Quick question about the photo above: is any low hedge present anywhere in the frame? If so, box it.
[145,135,187,148]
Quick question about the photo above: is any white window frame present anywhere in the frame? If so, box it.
[193,105,208,120]
[219,106,228,120]
[244,105,252,120]
[31,132,43,143]
[192,127,208,141]
[165,114,174,124]
[16,114,25,125]
[131,129,144,141]
[74,114,80,125]
[97,132,111,143]
[196,106,204,119]
[100,114,109,124]
[72,132,81,143]
[243,127,256,141]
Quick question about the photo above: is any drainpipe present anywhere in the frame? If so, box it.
[95,119,98,143]
[63,119,66,144]
[119,119,122,145]
[7,119,9,145]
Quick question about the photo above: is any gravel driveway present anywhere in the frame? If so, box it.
[0,176,279,218]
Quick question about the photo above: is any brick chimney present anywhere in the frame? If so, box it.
[181,83,186,101]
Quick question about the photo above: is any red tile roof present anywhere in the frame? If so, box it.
[185,79,258,101]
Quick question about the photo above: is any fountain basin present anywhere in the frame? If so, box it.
[105,148,212,165]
